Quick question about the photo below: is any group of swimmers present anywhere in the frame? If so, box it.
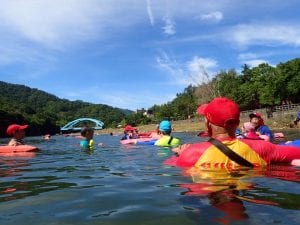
[237,112,273,141]
[78,119,181,150]
[169,97,300,168]
[3,97,300,169]
[119,120,180,147]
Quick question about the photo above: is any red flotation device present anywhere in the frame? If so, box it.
[0,145,38,153]
[165,138,300,168]
[120,137,154,145]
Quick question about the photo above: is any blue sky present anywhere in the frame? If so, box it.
[0,0,299,110]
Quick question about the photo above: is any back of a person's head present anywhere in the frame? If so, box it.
[197,97,240,129]
[159,120,172,134]
[81,127,94,137]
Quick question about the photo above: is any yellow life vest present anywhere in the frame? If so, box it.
[89,139,94,150]
[155,135,180,147]
[194,139,267,169]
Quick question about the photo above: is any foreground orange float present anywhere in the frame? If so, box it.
[0,145,38,157]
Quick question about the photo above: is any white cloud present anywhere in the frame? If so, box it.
[243,59,268,68]
[0,1,101,49]
[156,52,218,85]
[188,57,218,72]
[229,23,300,48]
[200,11,223,23]
[146,0,155,26]
[162,14,176,36]
[187,56,218,84]
[156,51,186,84]
[0,0,150,50]
[237,52,275,67]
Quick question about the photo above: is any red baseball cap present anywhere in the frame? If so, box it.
[6,124,28,136]
[249,112,262,119]
[124,125,135,132]
[249,112,264,125]
[197,97,240,127]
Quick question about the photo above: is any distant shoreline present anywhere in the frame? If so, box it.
[96,118,298,135]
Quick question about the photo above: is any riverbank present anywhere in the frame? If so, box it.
[96,117,298,135]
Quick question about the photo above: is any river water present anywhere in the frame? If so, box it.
[0,132,299,225]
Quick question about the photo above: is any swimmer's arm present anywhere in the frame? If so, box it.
[172,144,191,155]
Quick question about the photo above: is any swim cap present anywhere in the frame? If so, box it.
[159,120,171,133]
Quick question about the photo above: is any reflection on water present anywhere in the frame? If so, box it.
[179,164,300,225]
[0,132,299,225]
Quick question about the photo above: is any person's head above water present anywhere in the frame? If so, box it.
[159,120,172,135]
[197,97,240,138]
[81,127,94,139]
[249,112,264,127]
[243,122,255,132]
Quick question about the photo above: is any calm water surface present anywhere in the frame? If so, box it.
[0,132,299,225]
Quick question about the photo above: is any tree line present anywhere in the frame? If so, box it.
[146,58,300,120]
[0,58,299,136]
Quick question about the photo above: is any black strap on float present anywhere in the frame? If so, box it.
[207,138,254,168]
[168,136,174,145]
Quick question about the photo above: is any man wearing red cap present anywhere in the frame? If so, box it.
[6,124,29,146]
[166,97,300,169]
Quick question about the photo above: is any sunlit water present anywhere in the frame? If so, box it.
[0,132,299,225]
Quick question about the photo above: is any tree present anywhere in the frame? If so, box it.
[276,58,300,103]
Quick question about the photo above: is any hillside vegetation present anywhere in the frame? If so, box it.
[1,58,299,137]
[148,58,300,119]
[0,81,129,136]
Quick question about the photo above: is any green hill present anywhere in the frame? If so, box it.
[0,81,132,137]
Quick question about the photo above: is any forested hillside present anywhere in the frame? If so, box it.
[149,58,300,119]
[0,81,130,136]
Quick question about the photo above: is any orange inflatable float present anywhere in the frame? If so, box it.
[0,145,38,154]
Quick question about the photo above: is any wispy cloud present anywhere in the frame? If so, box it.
[0,0,150,50]
[229,23,300,48]
[0,45,37,65]
[237,52,273,67]
[200,11,223,23]
[188,57,218,71]
[187,56,218,84]
[156,51,186,84]
[243,59,269,68]
[162,14,176,36]
[0,1,103,49]
[156,52,218,85]
[238,52,258,61]
[146,0,154,26]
